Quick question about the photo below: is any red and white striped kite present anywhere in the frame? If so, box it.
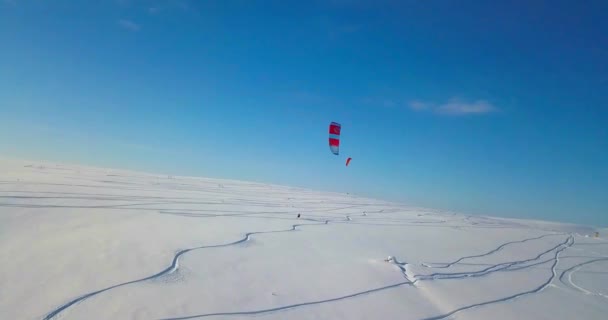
[329,122,341,155]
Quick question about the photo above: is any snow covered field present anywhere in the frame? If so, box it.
[0,158,606,320]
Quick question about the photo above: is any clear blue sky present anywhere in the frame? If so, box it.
[1,1,606,226]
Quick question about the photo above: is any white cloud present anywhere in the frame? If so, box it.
[407,98,498,116]
[364,96,497,116]
[408,100,430,111]
[118,19,141,32]
[435,99,497,115]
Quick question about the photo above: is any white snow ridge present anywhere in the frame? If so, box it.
[0,158,606,320]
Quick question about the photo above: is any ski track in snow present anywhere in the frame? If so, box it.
[151,235,576,320]
[415,235,572,282]
[46,228,575,320]
[420,235,574,320]
[41,210,578,320]
[421,233,564,268]
[159,281,413,320]
[558,257,608,298]
[43,221,332,320]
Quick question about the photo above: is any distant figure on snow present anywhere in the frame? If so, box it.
[297,213,301,218]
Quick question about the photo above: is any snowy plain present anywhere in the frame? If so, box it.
[0,158,606,320]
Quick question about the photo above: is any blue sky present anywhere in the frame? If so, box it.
[1,0,606,226]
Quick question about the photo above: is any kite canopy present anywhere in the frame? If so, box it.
[346,157,352,166]
[329,122,341,155]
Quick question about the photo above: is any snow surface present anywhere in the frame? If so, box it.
[0,158,606,320]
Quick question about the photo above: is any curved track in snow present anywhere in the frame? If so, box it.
[559,257,608,298]
[421,233,564,269]
[145,235,576,320]
[416,235,572,282]
[421,235,574,320]
[160,281,413,320]
[42,217,578,320]
[43,221,331,320]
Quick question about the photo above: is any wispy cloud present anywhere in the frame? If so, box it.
[118,19,140,31]
[407,98,498,116]
[365,96,498,116]
[148,6,160,14]
[408,100,430,111]
[435,99,497,115]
